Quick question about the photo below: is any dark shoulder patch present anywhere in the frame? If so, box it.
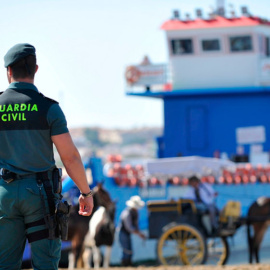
[0,91,4,95]
[38,92,59,104]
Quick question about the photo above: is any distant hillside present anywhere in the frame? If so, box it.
[68,126,163,160]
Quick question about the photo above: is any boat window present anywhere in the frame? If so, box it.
[201,39,220,51]
[266,37,270,57]
[171,39,193,55]
[229,36,252,52]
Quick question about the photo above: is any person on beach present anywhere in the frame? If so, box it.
[184,175,219,232]
[0,43,93,270]
[118,195,146,266]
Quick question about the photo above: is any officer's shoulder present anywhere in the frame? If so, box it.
[38,92,59,104]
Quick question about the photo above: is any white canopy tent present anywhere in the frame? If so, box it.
[145,156,236,179]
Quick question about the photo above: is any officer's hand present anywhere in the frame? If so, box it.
[78,195,94,216]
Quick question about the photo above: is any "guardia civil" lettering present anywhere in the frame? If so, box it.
[0,103,38,122]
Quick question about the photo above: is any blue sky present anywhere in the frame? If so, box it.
[0,0,269,128]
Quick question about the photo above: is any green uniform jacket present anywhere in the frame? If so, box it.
[0,82,68,174]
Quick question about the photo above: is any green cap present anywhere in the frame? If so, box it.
[4,43,36,67]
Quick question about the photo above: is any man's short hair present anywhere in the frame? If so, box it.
[188,175,200,184]
[10,55,36,80]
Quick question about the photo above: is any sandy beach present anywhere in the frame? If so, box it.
[57,266,270,270]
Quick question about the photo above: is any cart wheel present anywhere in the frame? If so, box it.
[206,237,229,265]
[157,224,207,266]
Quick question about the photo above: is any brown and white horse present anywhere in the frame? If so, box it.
[82,201,116,268]
[66,183,113,269]
[247,196,270,264]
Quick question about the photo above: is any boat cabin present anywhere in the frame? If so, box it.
[126,5,270,164]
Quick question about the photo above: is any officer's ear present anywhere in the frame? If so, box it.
[35,65,39,74]
[7,66,12,77]
[7,66,13,83]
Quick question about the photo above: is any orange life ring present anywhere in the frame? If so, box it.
[125,66,141,85]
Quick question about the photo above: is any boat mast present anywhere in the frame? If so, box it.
[216,0,225,16]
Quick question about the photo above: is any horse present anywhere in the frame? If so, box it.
[66,183,113,269]
[82,201,116,268]
[247,196,270,264]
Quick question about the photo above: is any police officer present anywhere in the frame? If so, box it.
[0,43,94,270]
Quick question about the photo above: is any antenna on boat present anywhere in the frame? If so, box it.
[229,3,236,18]
[195,8,203,19]
[216,0,225,16]
[241,6,250,17]
[185,13,191,21]
[172,10,180,20]
[208,6,215,19]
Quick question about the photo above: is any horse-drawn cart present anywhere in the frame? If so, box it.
[147,198,241,266]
